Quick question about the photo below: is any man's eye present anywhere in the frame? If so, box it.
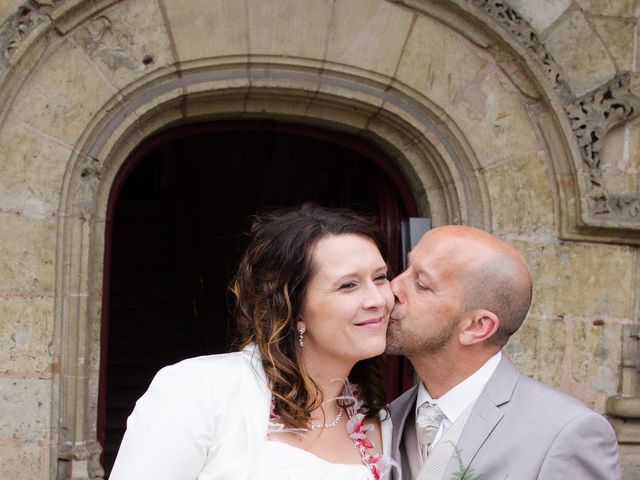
[416,282,430,291]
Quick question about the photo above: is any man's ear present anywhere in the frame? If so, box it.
[458,309,499,346]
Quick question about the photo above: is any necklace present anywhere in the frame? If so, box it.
[310,407,343,430]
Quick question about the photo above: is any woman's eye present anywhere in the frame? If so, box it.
[339,282,357,290]
[374,274,388,282]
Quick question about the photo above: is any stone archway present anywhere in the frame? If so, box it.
[0,1,636,478]
[53,66,493,478]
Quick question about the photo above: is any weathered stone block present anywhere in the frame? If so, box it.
[512,240,635,321]
[396,14,539,165]
[601,122,639,195]
[620,444,640,480]
[0,442,41,480]
[576,0,637,17]
[326,0,414,77]
[484,152,555,234]
[73,0,175,89]
[570,319,621,389]
[591,17,635,72]
[452,73,540,166]
[508,0,571,33]
[506,315,566,387]
[0,213,56,294]
[10,39,115,145]
[396,15,485,111]
[0,377,51,439]
[0,120,70,215]
[0,296,54,373]
[544,10,616,96]
[568,318,622,410]
[246,0,331,59]
[626,116,640,189]
[163,0,249,62]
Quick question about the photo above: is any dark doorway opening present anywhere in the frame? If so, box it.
[98,121,418,474]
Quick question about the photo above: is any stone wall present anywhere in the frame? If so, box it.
[0,0,637,478]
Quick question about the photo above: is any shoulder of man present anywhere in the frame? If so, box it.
[503,357,597,417]
[493,355,617,443]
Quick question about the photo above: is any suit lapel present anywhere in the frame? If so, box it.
[441,355,520,479]
[389,385,418,480]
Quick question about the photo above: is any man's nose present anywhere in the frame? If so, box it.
[390,272,406,302]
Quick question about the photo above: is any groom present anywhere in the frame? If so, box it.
[386,225,620,480]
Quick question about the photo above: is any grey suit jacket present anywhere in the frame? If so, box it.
[389,355,621,480]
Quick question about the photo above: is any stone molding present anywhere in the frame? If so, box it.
[57,441,104,480]
[607,325,640,444]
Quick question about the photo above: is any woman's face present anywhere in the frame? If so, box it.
[298,233,393,370]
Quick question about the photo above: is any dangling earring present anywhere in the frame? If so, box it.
[298,325,305,347]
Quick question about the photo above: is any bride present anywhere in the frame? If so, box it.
[109,203,395,479]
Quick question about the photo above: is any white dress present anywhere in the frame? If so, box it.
[254,440,374,479]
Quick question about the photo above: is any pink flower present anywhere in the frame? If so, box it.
[346,413,373,440]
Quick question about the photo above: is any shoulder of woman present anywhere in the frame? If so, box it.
[146,348,267,401]
[152,349,256,385]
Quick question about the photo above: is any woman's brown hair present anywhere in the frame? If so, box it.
[231,203,388,429]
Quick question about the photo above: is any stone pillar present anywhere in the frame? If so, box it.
[607,325,640,442]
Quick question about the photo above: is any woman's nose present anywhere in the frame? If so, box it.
[363,282,387,309]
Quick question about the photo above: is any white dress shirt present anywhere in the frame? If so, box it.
[415,351,502,447]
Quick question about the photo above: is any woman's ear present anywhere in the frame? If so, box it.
[458,309,499,346]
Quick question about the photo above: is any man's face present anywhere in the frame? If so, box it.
[385,232,467,357]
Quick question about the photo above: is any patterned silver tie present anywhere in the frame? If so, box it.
[416,401,446,463]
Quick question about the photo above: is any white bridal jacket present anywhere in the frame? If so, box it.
[109,346,391,480]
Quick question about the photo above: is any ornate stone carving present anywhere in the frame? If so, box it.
[0,1,54,67]
[469,0,571,100]
[466,1,640,226]
[566,73,640,217]
[610,195,640,219]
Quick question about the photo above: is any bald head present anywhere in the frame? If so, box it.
[423,225,532,346]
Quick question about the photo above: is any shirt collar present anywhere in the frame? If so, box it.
[415,351,502,424]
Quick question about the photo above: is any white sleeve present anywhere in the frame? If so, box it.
[109,360,219,480]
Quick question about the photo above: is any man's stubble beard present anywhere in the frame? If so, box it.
[385,317,457,356]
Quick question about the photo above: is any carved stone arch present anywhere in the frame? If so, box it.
[1,1,635,478]
[53,57,493,475]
